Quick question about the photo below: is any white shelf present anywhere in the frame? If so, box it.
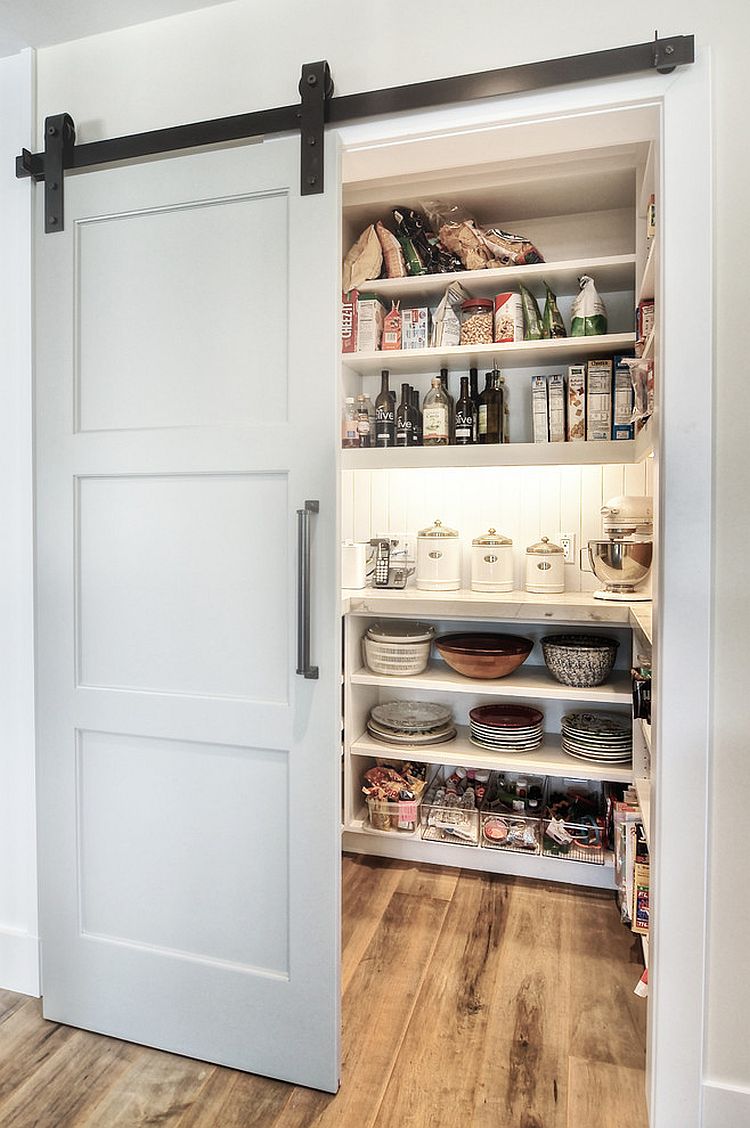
[343,332,636,377]
[640,719,652,753]
[635,776,651,846]
[633,417,655,463]
[350,726,633,783]
[351,661,632,704]
[354,254,636,305]
[342,436,639,469]
[637,242,656,304]
[343,821,615,889]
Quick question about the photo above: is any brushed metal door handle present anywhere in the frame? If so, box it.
[296,500,319,679]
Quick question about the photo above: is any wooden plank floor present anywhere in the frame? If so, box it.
[0,856,648,1127]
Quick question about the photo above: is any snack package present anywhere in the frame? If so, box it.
[382,301,402,350]
[431,282,469,347]
[420,199,493,271]
[480,227,544,266]
[519,283,544,340]
[342,225,383,291]
[618,356,654,428]
[375,221,407,279]
[402,307,430,350]
[571,275,608,336]
[493,292,523,343]
[542,282,567,339]
[341,289,358,354]
[392,207,460,275]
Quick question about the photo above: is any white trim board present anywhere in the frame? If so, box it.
[702,1080,750,1128]
[0,926,39,997]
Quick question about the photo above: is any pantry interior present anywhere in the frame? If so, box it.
[337,100,662,1100]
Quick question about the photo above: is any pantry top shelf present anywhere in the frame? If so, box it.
[343,333,636,377]
[350,254,636,305]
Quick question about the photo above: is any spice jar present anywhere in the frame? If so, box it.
[460,299,493,345]
[525,536,565,594]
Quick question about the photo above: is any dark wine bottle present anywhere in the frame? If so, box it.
[375,369,396,448]
[469,367,480,443]
[410,387,423,445]
[478,371,501,444]
[439,368,455,444]
[396,383,419,446]
[455,376,475,445]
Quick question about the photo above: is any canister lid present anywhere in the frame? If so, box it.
[367,621,435,644]
[461,298,493,312]
[473,527,512,546]
[418,518,458,538]
[526,535,563,555]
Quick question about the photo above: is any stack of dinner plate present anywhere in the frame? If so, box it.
[367,701,456,747]
[561,711,632,764]
[469,704,544,752]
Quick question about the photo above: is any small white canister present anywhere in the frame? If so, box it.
[416,519,461,591]
[525,535,565,594]
[471,528,514,592]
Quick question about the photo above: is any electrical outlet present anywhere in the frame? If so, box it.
[559,534,576,564]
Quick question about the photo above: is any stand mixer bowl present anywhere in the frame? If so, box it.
[588,540,653,591]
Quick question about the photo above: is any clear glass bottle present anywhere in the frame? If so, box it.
[396,383,420,446]
[478,372,501,444]
[455,376,475,445]
[438,368,455,444]
[355,394,373,448]
[423,377,450,446]
[375,369,396,448]
[342,397,359,449]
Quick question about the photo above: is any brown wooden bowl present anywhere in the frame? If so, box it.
[435,633,534,679]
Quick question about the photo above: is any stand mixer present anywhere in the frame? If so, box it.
[588,495,653,602]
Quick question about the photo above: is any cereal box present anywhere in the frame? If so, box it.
[382,301,402,350]
[567,365,586,441]
[401,307,430,350]
[356,294,385,352]
[531,375,549,443]
[548,374,566,443]
[586,358,613,441]
[612,354,635,440]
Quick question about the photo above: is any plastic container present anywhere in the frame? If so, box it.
[362,620,434,676]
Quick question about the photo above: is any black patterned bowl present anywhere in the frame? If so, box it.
[540,634,619,688]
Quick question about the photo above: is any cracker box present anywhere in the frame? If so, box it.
[401,306,430,350]
[567,364,586,441]
[382,301,402,350]
[637,300,655,342]
[612,354,635,440]
[341,289,358,354]
[586,358,613,441]
[531,375,549,443]
[356,294,385,352]
[548,374,566,443]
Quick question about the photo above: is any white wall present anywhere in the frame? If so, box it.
[26,0,750,1120]
[0,48,37,996]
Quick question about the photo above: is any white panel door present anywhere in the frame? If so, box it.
[34,138,341,1092]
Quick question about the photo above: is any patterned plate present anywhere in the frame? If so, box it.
[561,711,631,737]
[371,701,453,733]
[368,725,457,747]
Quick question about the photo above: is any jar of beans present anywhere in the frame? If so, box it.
[460,298,493,345]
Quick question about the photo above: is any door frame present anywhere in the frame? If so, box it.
[337,54,713,1128]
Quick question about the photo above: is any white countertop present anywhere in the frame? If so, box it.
[342,585,651,632]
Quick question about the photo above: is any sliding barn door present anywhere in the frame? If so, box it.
[34,138,341,1091]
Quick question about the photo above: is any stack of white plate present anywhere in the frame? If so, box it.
[561,711,632,764]
[367,701,456,747]
[469,704,544,752]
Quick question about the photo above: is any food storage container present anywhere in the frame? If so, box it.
[460,298,493,345]
[470,528,514,592]
[525,535,565,594]
[416,519,461,591]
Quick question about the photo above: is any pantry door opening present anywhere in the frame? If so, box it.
[338,55,711,1128]
[34,136,342,1091]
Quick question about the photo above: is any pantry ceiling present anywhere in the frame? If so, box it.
[0,0,233,59]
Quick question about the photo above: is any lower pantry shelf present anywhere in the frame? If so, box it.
[342,820,616,890]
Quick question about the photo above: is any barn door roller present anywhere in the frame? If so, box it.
[16,33,694,232]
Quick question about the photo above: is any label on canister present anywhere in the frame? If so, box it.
[494,292,524,343]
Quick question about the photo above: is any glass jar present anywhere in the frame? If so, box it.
[460,299,493,346]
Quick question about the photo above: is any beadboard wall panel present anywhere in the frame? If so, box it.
[341,461,648,592]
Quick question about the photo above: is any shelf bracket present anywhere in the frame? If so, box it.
[299,61,333,196]
[43,113,76,233]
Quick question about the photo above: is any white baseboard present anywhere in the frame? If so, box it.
[703,1079,750,1128]
[0,926,40,996]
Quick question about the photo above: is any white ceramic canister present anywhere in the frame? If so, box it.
[471,528,514,592]
[525,535,565,594]
[416,519,461,591]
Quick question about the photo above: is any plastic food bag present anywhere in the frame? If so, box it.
[420,199,493,271]
[480,227,544,266]
[542,282,567,339]
[618,356,654,425]
[393,207,460,275]
[519,282,544,340]
[431,281,469,348]
[342,225,383,291]
[375,221,407,279]
[570,275,608,336]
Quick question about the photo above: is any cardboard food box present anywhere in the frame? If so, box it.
[382,301,402,350]
[341,289,358,353]
[531,375,549,443]
[637,300,655,342]
[612,354,635,440]
[567,364,586,441]
[356,294,386,352]
[401,306,430,350]
[548,374,566,443]
[586,358,613,441]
